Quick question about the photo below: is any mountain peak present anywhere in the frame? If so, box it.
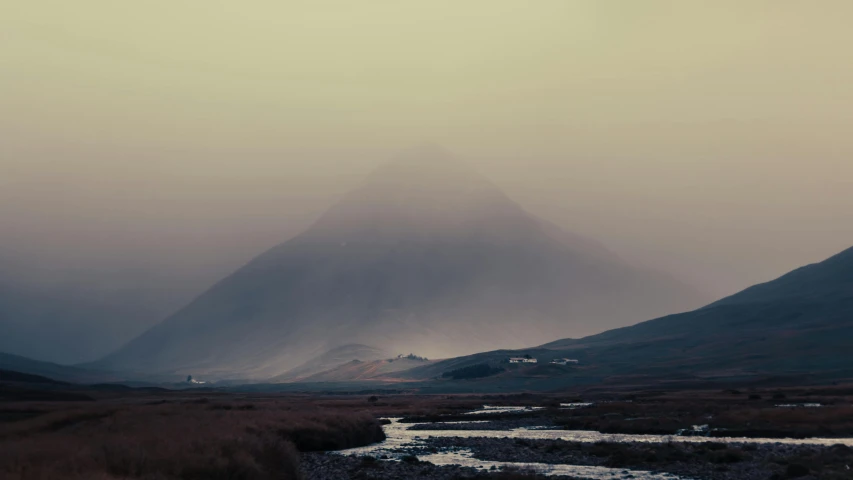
[365,144,481,188]
[299,146,523,244]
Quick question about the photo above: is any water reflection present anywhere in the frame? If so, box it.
[464,405,545,415]
[338,409,853,478]
[341,419,692,478]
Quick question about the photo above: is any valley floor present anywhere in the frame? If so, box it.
[1,385,852,479]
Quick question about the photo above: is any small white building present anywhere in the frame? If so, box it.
[185,374,206,384]
[550,358,579,365]
[509,357,537,364]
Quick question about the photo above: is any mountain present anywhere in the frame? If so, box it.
[96,146,705,379]
[405,245,853,387]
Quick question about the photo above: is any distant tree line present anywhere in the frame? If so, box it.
[397,353,428,361]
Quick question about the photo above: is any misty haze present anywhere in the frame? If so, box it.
[2,2,853,480]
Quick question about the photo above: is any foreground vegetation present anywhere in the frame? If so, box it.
[0,395,385,480]
[421,436,853,480]
[2,384,852,479]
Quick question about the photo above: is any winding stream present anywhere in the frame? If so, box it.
[338,406,853,478]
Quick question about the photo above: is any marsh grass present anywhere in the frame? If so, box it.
[0,399,385,480]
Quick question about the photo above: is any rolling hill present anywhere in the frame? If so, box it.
[270,344,392,382]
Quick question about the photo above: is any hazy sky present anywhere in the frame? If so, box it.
[2,1,852,318]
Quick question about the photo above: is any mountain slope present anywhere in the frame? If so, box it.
[548,245,853,348]
[708,246,853,307]
[96,146,705,379]
[413,245,853,386]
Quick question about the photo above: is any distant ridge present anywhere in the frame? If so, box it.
[0,369,67,385]
[0,352,118,384]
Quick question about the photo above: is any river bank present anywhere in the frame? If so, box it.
[328,393,853,480]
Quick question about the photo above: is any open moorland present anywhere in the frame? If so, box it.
[1,384,852,479]
[0,391,385,480]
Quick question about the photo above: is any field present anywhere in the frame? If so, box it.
[0,392,385,480]
[2,385,852,479]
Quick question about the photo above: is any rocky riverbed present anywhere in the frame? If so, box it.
[301,453,580,480]
[306,437,853,479]
[419,437,853,480]
[313,409,853,480]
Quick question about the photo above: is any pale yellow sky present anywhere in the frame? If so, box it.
[1,1,852,304]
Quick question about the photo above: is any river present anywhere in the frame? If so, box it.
[337,405,853,479]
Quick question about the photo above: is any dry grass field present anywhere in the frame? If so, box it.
[2,385,852,479]
[0,394,385,480]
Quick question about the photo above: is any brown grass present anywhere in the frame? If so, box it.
[0,397,385,480]
[552,389,853,438]
[3,386,851,479]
